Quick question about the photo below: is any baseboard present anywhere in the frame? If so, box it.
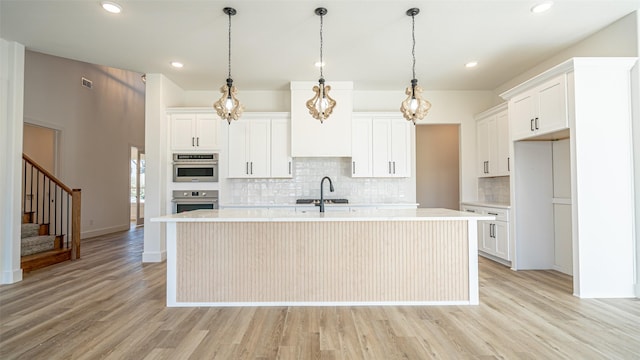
[143,251,166,263]
[1,269,23,284]
[81,224,130,239]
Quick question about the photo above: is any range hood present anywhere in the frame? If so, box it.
[290,81,353,157]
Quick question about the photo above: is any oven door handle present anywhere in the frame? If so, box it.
[171,199,218,203]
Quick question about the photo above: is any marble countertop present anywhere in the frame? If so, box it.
[460,201,511,209]
[151,208,495,223]
[221,203,419,208]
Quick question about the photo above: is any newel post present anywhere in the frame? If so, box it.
[72,189,81,259]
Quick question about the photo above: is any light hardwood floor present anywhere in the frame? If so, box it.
[1,226,639,359]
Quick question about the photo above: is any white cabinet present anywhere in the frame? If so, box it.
[509,74,568,141]
[476,103,510,177]
[169,111,220,151]
[351,114,411,178]
[228,119,271,178]
[227,113,292,179]
[371,117,411,177]
[270,118,293,178]
[351,116,373,177]
[461,204,511,263]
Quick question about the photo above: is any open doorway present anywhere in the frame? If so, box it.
[130,146,145,227]
[23,123,58,174]
[415,125,460,209]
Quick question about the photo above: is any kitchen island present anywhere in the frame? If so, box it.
[151,208,492,307]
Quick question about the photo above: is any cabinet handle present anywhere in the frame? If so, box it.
[530,119,535,131]
[393,161,396,174]
[192,137,195,146]
[246,162,249,175]
[250,162,253,175]
[490,223,495,238]
[465,209,476,213]
[196,137,200,146]
[535,117,539,130]
[289,161,292,175]
[352,161,356,174]
[488,212,498,216]
[388,161,392,174]
[507,157,510,172]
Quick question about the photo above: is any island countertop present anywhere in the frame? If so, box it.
[151,208,495,223]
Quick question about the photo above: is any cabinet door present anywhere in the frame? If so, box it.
[351,117,373,177]
[389,119,410,177]
[477,118,490,177]
[494,221,510,261]
[247,119,271,177]
[195,114,219,150]
[270,118,292,178]
[510,92,535,141]
[171,114,196,150]
[536,74,568,136]
[372,118,392,177]
[496,111,510,175]
[482,222,498,256]
[227,121,250,178]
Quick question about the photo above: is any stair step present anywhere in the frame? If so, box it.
[21,248,72,273]
[21,235,56,257]
[21,223,40,238]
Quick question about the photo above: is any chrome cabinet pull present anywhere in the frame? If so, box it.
[531,119,535,131]
[535,117,539,130]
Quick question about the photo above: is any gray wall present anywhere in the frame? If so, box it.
[23,51,145,238]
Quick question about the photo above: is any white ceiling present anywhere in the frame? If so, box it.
[1,0,638,91]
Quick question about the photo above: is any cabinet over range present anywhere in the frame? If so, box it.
[173,153,218,182]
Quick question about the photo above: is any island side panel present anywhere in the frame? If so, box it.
[175,220,469,304]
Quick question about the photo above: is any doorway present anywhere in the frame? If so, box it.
[23,123,58,174]
[130,146,145,227]
[415,125,460,209]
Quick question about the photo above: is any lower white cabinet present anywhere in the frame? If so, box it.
[461,204,511,263]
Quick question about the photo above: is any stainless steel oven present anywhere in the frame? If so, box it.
[173,153,218,182]
[172,190,219,213]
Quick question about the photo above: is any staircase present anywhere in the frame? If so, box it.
[21,154,81,272]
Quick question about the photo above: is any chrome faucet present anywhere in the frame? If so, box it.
[319,176,334,213]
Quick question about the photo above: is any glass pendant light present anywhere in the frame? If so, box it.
[306,7,336,123]
[214,7,244,124]
[400,8,431,125]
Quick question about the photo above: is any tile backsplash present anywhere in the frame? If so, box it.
[478,176,510,204]
[222,157,413,205]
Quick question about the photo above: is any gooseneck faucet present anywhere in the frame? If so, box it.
[319,176,334,213]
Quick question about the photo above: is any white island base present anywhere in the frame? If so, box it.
[152,209,492,307]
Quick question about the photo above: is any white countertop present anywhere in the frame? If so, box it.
[222,203,419,208]
[151,208,495,223]
[460,201,511,209]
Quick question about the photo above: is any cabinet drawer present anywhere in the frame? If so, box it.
[483,208,508,221]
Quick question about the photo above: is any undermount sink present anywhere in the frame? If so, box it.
[296,198,349,205]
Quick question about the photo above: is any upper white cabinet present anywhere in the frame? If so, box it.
[351,114,411,178]
[509,74,568,141]
[475,103,510,177]
[290,81,353,157]
[227,113,292,179]
[168,110,220,151]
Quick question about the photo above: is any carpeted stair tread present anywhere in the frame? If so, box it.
[21,223,40,238]
[21,235,56,256]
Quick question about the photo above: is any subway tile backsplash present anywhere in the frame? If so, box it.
[222,157,413,205]
[478,176,510,204]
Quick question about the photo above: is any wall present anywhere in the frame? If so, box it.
[415,125,460,209]
[0,39,25,284]
[23,123,56,173]
[22,51,146,239]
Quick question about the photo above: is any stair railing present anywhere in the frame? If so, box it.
[21,154,81,259]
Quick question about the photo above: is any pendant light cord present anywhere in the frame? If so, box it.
[319,13,324,79]
[227,11,232,79]
[411,12,416,80]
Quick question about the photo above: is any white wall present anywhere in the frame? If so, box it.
[0,39,25,284]
[23,51,146,239]
[142,74,185,262]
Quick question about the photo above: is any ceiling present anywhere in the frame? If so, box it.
[1,1,638,91]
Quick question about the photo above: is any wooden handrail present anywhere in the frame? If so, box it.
[22,154,72,194]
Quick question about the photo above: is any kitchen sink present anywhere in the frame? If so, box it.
[296,198,349,205]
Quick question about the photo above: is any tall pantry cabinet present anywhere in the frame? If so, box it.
[501,57,638,298]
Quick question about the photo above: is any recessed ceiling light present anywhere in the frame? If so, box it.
[314,61,325,67]
[531,1,554,14]
[170,61,184,68]
[100,1,122,14]
[465,61,478,68]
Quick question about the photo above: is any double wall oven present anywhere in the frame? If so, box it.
[172,190,219,213]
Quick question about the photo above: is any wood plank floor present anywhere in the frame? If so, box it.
[1,226,639,359]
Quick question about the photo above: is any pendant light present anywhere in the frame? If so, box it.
[214,7,244,124]
[400,8,431,125]
[306,7,336,123]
